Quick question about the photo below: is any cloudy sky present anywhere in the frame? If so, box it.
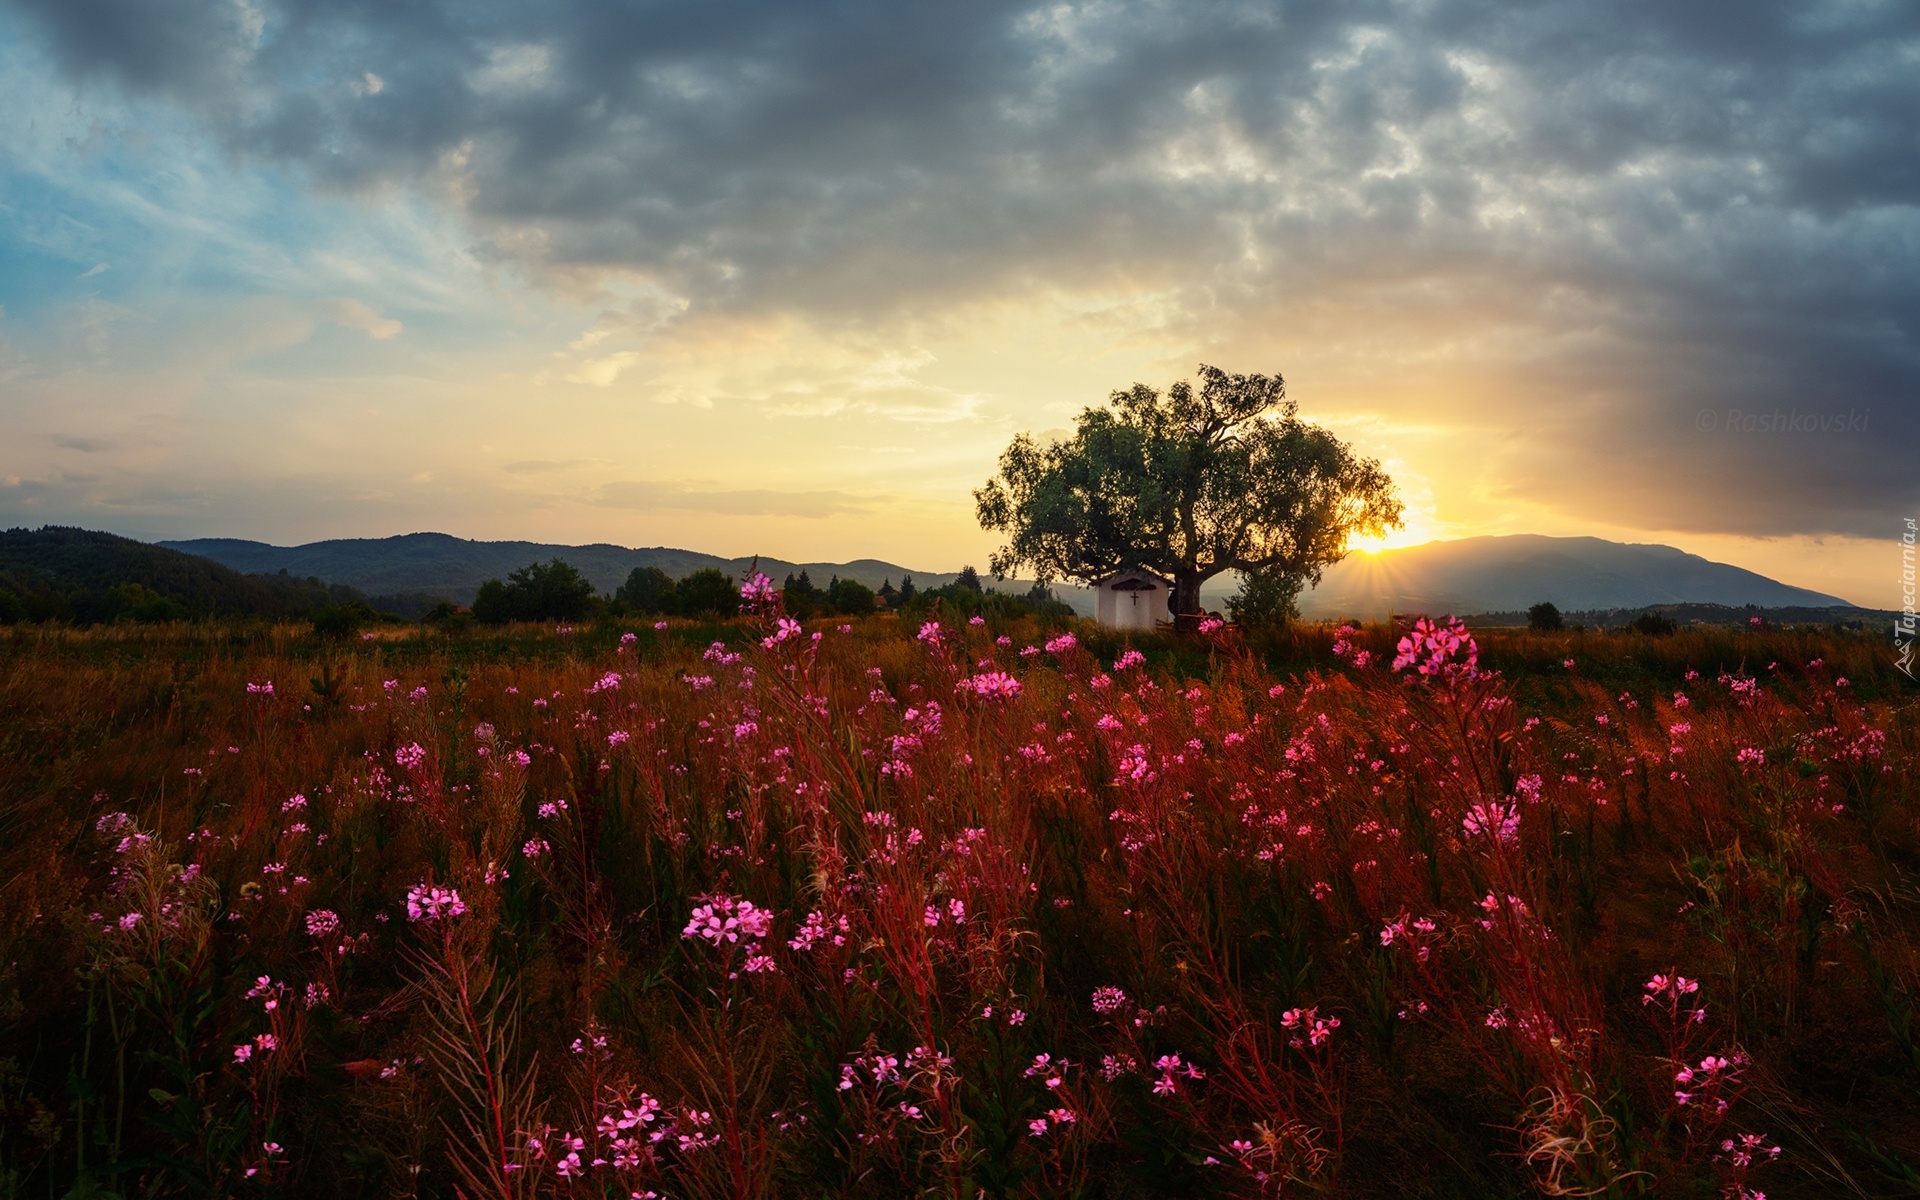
[1,0,1914,606]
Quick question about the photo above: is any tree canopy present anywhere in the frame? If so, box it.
[673,568,739,617]
[0,525,386,624]
[616,566,678,614]
[472,559,598,624]
[974,364,1402,623]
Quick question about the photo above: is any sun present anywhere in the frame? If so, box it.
[1348,523,1439,556]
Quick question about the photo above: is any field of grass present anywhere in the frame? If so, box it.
[0,605,1915,1198]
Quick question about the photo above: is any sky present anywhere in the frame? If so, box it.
[0,0,1915,608]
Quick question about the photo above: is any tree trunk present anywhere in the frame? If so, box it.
[1172,570,1205,632]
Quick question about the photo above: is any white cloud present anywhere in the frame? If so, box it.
[595,480,874,518]
[328,299,403,340]
[567,351,639,387]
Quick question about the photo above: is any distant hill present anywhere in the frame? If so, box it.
[1293,535,1854,619]
[162,532,1013,608]
[161,531,1852,623]
[1458,602,1887,630]
[0,527,407,623]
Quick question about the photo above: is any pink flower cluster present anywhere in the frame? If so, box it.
[1151,1053,1204,1095]
[761,617,803,649]
[1462,799,1521,845]
[1090,985,1130,1014]
[738,573,778,609]
[1392,616,1478,675]
[958,671,1023,700]
[787,910,850,952]
[1280,1005,1341,1049]
[682,895,773,945]
[405,883,467,922]
[1673,1051,1747,1108]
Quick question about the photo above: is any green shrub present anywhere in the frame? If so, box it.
[472,559,598,624]
[673,568,738,617]
[616,566,678,614]
[1629,612,1677,637]
[110,582,188,624]
[1228,568,1304,627]
[824,576,876,615]
[311,601,381,639]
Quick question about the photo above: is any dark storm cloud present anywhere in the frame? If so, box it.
[9,0,1919,537]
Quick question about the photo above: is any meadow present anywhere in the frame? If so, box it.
[0,595,1914,1199]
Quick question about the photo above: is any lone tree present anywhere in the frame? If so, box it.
[472,559,598,625]
[975,364,1402,626]
[617,566,678,614]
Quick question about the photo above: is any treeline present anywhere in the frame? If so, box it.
[0,527,432,626]
[0,526,1078,633]
[452,559,1076,625]
[1459,599,1884,634]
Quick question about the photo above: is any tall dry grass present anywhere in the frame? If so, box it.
[0,612,1914,1198]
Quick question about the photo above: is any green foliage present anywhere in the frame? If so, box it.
[1021,581,1076,619]
[1528,601,1564,632]
[470,579,510,624]
[109,582,189,623]
[783,570,819,599]
[1628,612,1677,637]
[0,526,377,624]
[781,570,821,618]
[1226,566,1303,627]
[616,566,678,614]
[975,364,1402,619]
[894,576,1076,624]
[954,565,983,593]
[824,576,876,614]
[672,568,737,617]
[311,601,382,639]
[471,559,599,624]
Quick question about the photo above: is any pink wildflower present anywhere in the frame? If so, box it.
[1392,616,1478,675]
[958,671,1022,699]
[405,883,467,922]
[682,895,773,945]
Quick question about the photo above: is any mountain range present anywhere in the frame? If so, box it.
[1295,535,1853,618]
[160,533,968,605]
[162,531,1856,619]
[0,527,387,623]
